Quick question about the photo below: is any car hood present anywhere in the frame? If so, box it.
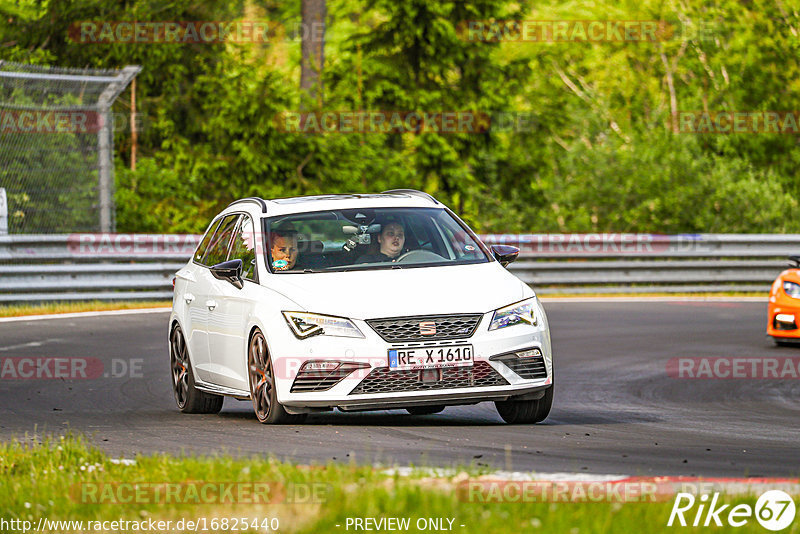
[264,262,530,319]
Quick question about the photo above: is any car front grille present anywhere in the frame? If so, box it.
[290,363,367,393]
[492,355,548,380]
[366,314,483,343]
[348,361,508,395]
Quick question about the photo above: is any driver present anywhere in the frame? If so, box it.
[270,228,299,271]
[357,222,406,263]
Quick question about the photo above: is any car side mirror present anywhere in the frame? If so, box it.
[491,245,520,268]
[210,259,244,289]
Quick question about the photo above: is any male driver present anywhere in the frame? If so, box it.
[270,229,299,271]
[357,222,406,263]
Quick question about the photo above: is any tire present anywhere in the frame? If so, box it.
[248,329,307,424]
[495,384,553,424]
[406,405,445,415]
[170,325,224,414]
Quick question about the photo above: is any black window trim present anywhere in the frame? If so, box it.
[231,213,259,284]
[193,217,225,265]
[199,213,241,266]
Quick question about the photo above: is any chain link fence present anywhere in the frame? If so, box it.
[0,61,140,234]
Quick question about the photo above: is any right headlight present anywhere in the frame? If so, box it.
[784,281,800,299]
[489,298,538,331]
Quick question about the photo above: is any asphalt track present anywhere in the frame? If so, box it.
[1,301,798,477]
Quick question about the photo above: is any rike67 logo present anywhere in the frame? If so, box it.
[668,490,796,531]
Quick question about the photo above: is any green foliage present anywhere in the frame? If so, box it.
[2,0,799,233]
[115,158,214,233]
[0,435,783,534]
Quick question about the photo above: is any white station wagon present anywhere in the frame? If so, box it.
[168,190,553,424]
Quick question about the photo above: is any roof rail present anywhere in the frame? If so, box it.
[226,197,268,213]
[381,189,439,205]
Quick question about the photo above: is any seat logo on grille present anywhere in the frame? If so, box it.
[419,321,437,335]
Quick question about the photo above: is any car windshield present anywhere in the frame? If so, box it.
[264,207,490,273]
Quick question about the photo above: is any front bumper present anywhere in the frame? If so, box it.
[270,308,553,410]
[767,298,800,339]
[291,383,552,412]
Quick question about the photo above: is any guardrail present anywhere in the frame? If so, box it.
[1,233,797,302]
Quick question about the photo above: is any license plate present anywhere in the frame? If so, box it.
[388,345,473,371]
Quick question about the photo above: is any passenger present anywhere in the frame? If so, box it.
[357,222,406,263]
[270,229,299,271]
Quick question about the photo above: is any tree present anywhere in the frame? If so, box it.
[301,0,326,104]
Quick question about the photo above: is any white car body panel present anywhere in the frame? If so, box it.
[264,262,529,319]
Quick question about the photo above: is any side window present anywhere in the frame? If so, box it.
[194,217,223,263]
[228,214,258,282]
[202,214,240,266]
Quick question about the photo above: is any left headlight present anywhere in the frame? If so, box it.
[489,298,538,331]
[282,311,365,339]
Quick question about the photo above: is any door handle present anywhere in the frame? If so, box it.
[184,293,195,304]
[206,299,217,311]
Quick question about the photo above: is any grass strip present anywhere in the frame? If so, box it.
[0,301,172,318]
[0,435,788,533]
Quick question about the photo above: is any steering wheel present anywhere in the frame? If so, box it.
[395,249,445,264]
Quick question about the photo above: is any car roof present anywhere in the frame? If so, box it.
[223,191,441,217]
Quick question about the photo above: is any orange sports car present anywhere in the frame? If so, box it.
[767,255,800,345]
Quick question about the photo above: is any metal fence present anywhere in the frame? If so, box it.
[1,233,797,303]
[0,62,140,233]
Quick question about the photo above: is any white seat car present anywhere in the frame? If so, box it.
[168,190,553,424]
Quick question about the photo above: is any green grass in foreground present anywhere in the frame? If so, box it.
[0,435,793,533]
[0,301,172,318]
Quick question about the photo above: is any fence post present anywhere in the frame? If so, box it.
[97,108,112,233]
[96,66,141,233]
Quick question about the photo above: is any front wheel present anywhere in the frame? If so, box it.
[248,329,306,424]
[495,385,553,424]
[170,325,223,414]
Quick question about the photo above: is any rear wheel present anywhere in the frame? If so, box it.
[406,405,445,415]
[495,385,553,424]
[248,329,306,424]
[170,325,223,414]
